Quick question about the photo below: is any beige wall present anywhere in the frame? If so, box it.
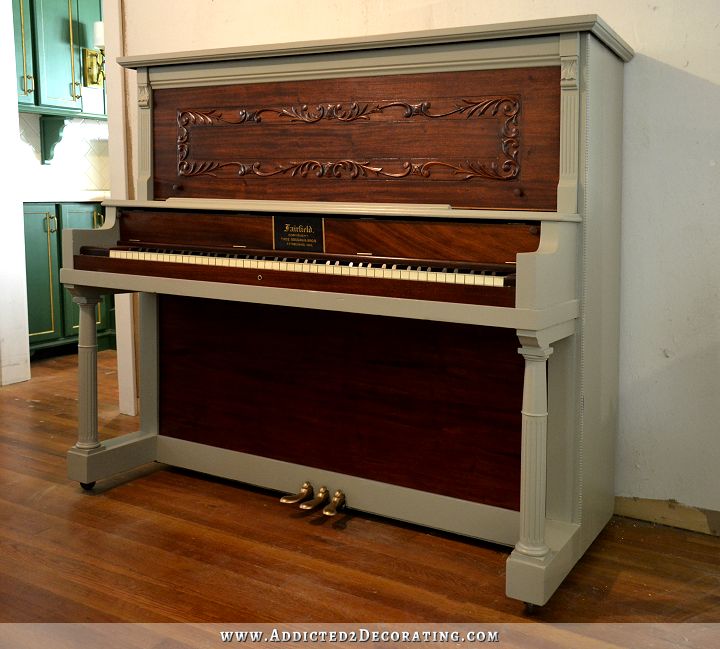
[110,0,719,513]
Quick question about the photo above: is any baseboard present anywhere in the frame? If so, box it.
[615,496,720,536]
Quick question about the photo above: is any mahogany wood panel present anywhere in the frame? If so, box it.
[158,296,523,510]
[118,209,274,249]
[324,219,539,262]
[152,68,560,210]
[2,352,720,623]
[74,255,517,307]
[116,208,540,264]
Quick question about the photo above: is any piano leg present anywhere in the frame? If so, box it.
[506,341,558,607]
[515,344,553,559]
[74,295,103,452]
[73,295,102,489]
[66,289,157,489]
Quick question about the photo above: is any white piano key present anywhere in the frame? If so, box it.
[104,247,507,294]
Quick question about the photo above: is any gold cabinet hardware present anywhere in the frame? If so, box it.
[67,0,81,100]
[280,481,313,504]
[44,212,57,233]
[299,486,330,510]
[322,490,346,517]
[83,48,105,88]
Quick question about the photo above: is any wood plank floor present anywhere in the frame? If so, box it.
[0,351,718,623]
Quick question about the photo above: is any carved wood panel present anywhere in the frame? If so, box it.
[152,67,560,210]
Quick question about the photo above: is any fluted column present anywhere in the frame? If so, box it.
[74,296,102,450]
[515,345,553,559]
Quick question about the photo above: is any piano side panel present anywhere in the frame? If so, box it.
[151,67,560,210]
[158,296,523,511]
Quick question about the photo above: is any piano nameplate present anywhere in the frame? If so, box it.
[273,215,324,252]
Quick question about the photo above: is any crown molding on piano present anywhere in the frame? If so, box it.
[116,15,633,70]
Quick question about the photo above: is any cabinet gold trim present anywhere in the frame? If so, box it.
[29,211,57,337]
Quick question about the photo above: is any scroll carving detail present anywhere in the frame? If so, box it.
[177,97,521,182]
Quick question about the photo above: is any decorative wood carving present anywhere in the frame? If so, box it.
[152,68,560,209]
[560,59,578,83]
[138,83,150,108]
[177,96,520,182]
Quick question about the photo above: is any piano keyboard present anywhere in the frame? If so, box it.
[108,248,512,287]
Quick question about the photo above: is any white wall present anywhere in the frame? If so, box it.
[0,1,30,385]
[118,0,720,511]
[0,3,110,386]
[18,114,110,201]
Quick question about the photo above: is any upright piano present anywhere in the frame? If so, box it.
[61,15,633,606]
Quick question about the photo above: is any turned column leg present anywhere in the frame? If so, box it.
[74,296,102,450]
[515,345,553,559]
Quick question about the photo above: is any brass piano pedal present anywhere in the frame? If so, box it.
[322,489,346,517]
[280,481,313,505]
[298,485,330,510]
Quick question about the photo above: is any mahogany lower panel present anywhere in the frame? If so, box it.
[158,296,523,510]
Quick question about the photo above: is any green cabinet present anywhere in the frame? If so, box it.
[32,0,83,111]
[13,0,36,106]
[24,202,114,354]
[12,0,105,116]
[23,203,62,344]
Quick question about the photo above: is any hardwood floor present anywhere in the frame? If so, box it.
[0,351,718,623]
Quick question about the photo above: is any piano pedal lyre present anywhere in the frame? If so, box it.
[298,486,330,511]
[280,480,313,505]
[322,489,346,517]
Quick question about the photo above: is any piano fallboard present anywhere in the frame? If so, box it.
[71,208,541,308]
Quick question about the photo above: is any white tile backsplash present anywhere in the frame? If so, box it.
[18,113,110,201]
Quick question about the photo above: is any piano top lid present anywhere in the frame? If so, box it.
[117,14,634,70]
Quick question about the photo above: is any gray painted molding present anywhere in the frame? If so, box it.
[117,15,633,69]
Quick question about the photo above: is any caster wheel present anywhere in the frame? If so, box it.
[524,602,537,616]
[80,481,96,491]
